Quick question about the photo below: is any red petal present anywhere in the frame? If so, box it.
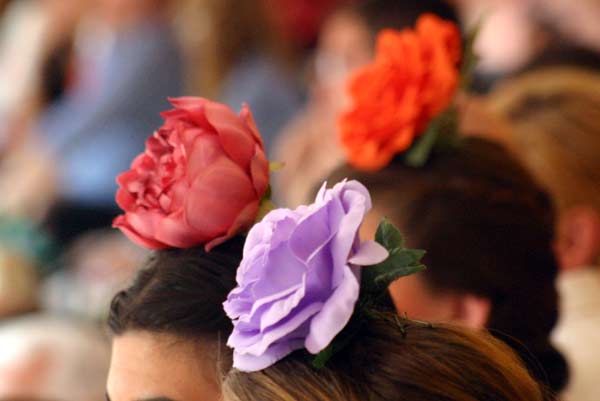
[154,209,208,248]
[250,144,269,197]
[204,200,259,251]
[185,157,257,239]
[204,101,256,171]
[168,97,213,128]
[123,209,164,244]
[113,215,167,250]
[239,103,265,149]
[186,133,225,182]
[116,170,139,187]
[115,189,137,211]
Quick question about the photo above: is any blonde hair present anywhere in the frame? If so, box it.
[488,67,600,214]
[223,316,545,401]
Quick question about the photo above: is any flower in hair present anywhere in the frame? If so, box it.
[224,180,387,371]
[224,180,426,372]
[113,97,269,251]
[339,14,462,171]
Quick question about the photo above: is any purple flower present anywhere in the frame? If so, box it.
[224,180,388,372]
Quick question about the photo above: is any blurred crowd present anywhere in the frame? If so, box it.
[0,0,599,400]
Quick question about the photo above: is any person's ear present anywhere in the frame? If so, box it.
[555,206,600,272]
[451,294,491,329]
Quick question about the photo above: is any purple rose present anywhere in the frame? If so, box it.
[224,180,388,372]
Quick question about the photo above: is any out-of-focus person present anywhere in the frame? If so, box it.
[487,67,600,401]
[0,0,87,222]
[332,137,569,398]
[0,0,46,142]
[199,0,346,153]
[273,0,459,207]
[42,229,146,321]
[36,0,183,245]
[453,0,600,92]
[0,217,56,318]
[0,253,38,318]
[452,0,538,89]
[517,0,600,74]
[0,0,88,152]
[326,14,568,396]
[0,315,110,401]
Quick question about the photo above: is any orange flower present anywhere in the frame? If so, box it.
[339,14,462,171]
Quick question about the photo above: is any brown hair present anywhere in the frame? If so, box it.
[488,67,600,215]
[327,137,568,394]
[108,236,244,372]
[224,315,544,401]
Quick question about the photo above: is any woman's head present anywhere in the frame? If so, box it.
[328,137,567,393]
[224,315,545,401]
[106,96,270,401]
[106,236,244,401]
[488,67,600,271]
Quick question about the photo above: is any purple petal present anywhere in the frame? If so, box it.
[304,263,360,354]
[238,302,323,356]
[329,191,369,286]
[289,199,344,262]
[348,240,389,266]
[233,338,305,372]
[256,280,306,331]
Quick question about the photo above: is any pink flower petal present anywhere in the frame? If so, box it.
[167,97,212,127]
[116,170,140,188]
[115,188,137,212]
[186,157,257,240]
[122,209,163,244]
[113,215,167,250]
[250,144,269,197]
[155,210,209,248]
[204,101,256,170]
[205,200,259,251]
[186,133,225,181]
[239,103,265,149]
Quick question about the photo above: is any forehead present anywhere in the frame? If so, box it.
[107,331,221,401]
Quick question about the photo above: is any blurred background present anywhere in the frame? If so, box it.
[1,0,599,400]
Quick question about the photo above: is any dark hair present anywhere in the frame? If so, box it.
[108,236,244,345]
[224,315,544,401]
[352,0,459,35]
[328,137,568,394]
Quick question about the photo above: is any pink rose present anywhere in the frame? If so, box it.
[113,97,269,251]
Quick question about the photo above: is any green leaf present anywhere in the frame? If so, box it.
[254,184,276,222]
[373,249,426,278]
[375,218,404,250]
[312,344,334,369]
[363,219,427,297]
[435,108,460,146]
[311,313,367,369]
[263,184,272,200]
[256,197,276,222]
[365,248,426,292]
[269,161,285,172]
[373,262,426,287]
[403,118,441,168]
[460,18,483,91]
[404,105,462,167]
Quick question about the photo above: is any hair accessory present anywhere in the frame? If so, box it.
[339,14,477,170]
[113,97,270,252]
[224,179,425,372]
